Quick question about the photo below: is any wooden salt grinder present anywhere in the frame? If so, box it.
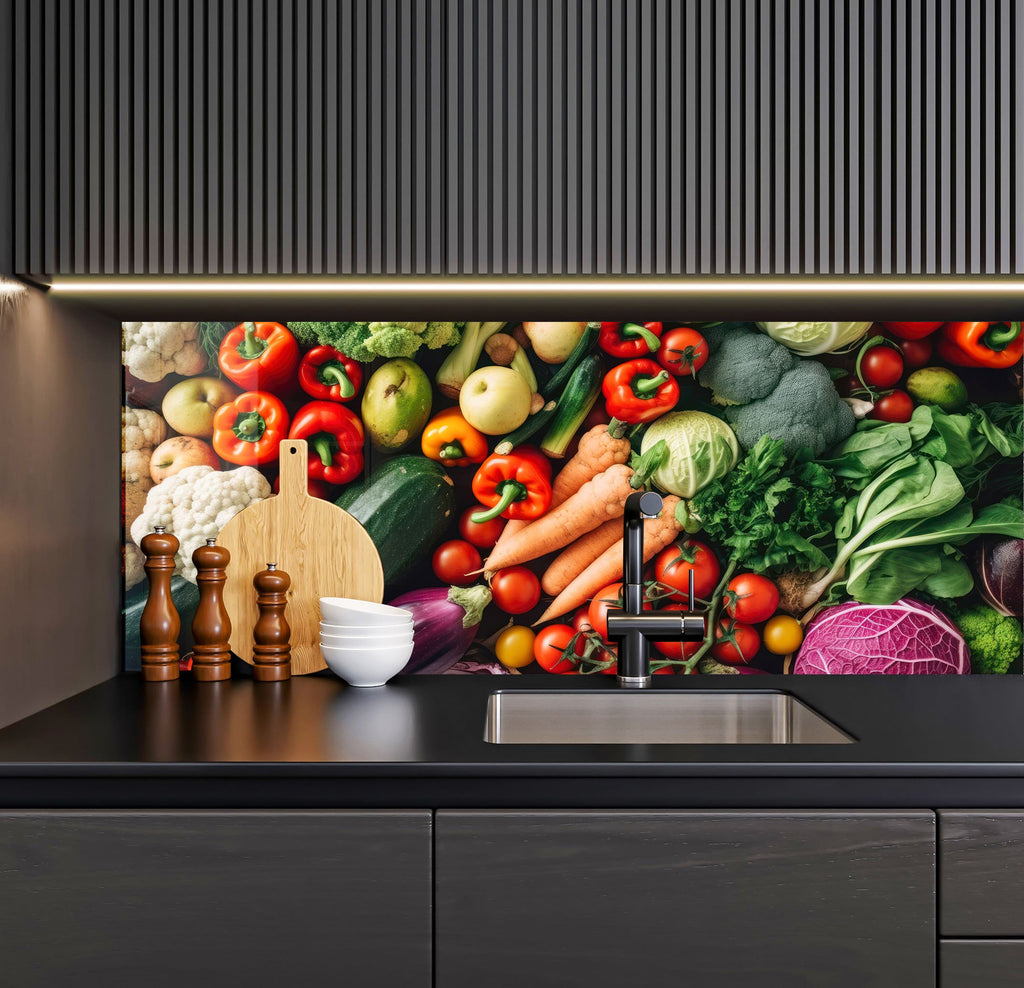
[140,526,181,682]
[252,563,291,681]
[191,538,232,682]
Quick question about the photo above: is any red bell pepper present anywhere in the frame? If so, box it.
[212,392,290,466]
[470,448,553,523]
[287,401,365,487]
[218,322,300,393]
[936,321,1023,369]
[601,358,680,424]
[298,345,363,402]
[598,321,663,359]
[881,322,945,340]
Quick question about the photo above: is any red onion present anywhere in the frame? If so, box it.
[975,537,1023,618]
[388,585,492,674]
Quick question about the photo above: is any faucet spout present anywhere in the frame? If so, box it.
[622,490,663,614]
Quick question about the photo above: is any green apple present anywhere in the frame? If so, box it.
[459,365,533,436]
[161,376,240,438]
[361,358,433,450]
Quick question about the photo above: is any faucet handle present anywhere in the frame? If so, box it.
[688,568,695,612]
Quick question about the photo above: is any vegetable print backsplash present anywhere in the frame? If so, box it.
[123,320,1024,676]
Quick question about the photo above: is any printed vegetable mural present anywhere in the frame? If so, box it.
[123,319,1024,676]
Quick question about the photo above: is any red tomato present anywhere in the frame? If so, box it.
[587,583,624,642]
[711,618,760,665]
[533,624,581,673]
[652,602,704,660]
[654,540,720,602]
[881,321,944,340]
[724,573,780,624]
[458,507,506,549]
[572,606,595,637]
[895,336,933,369]
[871,389,914,423]
[490,566,542,615]
[860,346,904,388]
[431,540,482,586]
[657,327,709,377]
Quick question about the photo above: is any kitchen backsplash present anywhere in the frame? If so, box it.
[122,320,1023,677]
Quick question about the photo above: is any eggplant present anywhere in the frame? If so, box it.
[975,537,1024,618]
[388,585,492,674]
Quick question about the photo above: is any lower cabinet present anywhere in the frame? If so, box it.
[940,941,1024,988]
[435,810,936,988]
[0,810,432,988]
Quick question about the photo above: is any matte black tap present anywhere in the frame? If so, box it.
[605,491,705,688]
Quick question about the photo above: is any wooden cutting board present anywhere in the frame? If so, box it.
[216,439,384,675]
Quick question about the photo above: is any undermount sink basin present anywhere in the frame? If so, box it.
[484,690,854,745]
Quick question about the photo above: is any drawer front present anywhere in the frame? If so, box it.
[941,941,1024,988]
[940,811,1024,937]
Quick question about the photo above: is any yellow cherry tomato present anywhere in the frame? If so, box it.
[762,615,804,655]
[495,625,536,668]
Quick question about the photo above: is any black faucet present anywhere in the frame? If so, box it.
[605,491,705,688]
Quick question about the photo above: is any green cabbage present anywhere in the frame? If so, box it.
[757,321,872,356]
[640,411,740,498]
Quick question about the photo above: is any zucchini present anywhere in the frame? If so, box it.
[539,322,600,399]
[539,354,605,458]
[123,575,200,672]
[335,455,456,586]
[493,399,558,455]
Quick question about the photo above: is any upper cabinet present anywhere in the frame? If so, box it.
[4,0,1022,277]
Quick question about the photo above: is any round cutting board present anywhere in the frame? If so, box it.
[216,439,384,675]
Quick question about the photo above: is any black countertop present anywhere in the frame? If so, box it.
[0,673,1021,808]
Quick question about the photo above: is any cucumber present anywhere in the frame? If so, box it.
[493,399,558,454]
[539,354,605,458]
[539,322,600,399]
[123,575,200,672]
[335,455,456,586]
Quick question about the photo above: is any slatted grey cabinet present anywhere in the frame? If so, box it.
[0,811,432,988]
[436,810,936,988]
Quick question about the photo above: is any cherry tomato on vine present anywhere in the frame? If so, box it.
[895,336,933,369]
[871,389,914,423]
[654,540,720,602]
[711,618,760,665]
[650,602,703,661]
[724,573,780,625]
[860,346,904,388]
[572,606,595,637]
[431,540,482,586]
[533,624,581,673]
[490,566,542,615]
[587,583,625,641]
[657,327,709,377]
[458,507,505,549]
[762,615,804,655]
[494,625,536,668]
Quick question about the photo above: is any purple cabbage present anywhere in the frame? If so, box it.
[388,584,492,675]
[793,599,970,675]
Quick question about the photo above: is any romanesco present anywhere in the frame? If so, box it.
[952,604,1023,674]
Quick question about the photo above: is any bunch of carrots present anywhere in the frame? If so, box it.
[480,424,685,623]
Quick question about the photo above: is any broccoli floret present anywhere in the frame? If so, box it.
[953,604,1023,674]
[286,321,375,361]
[699,324,797,405]
[421,321,462,350]
[361,322,424,359]
[287,321,336,348]
[723,359,856,458]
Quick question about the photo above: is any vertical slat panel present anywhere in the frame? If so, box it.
[5,0,1022,277]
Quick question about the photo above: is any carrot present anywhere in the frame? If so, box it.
[535,495,682,623]
[541,519,623,596]
[483,464,637,573]
[489,425,631,563]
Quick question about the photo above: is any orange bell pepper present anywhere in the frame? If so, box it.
[212,392,290,466]
[936,321,1023,369]
[421,407,489,467]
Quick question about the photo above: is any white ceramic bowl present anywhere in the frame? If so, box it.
[320,640,414,688]
[320,630,413,648]
[319,619,413,637]
[320,597,413,627]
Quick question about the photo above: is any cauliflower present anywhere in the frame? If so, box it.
[122,322,206,382]
[124,543,145,591]
[123,407,168,531]
[130,465,270,582]
[952,604,1023,674]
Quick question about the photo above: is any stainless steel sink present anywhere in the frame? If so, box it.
[484,690,854,744]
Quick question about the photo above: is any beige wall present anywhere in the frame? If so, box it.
[0,282,121,728]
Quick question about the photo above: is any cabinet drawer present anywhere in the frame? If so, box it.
[939,812,1024,936]
[941,941,1024,987]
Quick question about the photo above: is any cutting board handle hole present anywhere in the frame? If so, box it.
[290,446,298,454]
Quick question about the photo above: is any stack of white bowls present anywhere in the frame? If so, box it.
[319,597,415,687]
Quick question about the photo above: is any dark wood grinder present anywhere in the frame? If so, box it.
[252,563,292,682]
[139,526,181,682]
[191,538,232,681]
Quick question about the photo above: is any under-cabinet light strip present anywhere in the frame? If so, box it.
[46,278,1024,295]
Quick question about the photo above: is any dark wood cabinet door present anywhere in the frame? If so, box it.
[0,811,431,988]
[939,811,1024,937]
[941,941,1024,987]
[436,810,935,988]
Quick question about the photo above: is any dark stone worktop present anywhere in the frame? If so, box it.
[0,673,1020,808]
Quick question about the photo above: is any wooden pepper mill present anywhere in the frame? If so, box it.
[139,526,181,682]
[191,538,232,682]
[252,563,291,681]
